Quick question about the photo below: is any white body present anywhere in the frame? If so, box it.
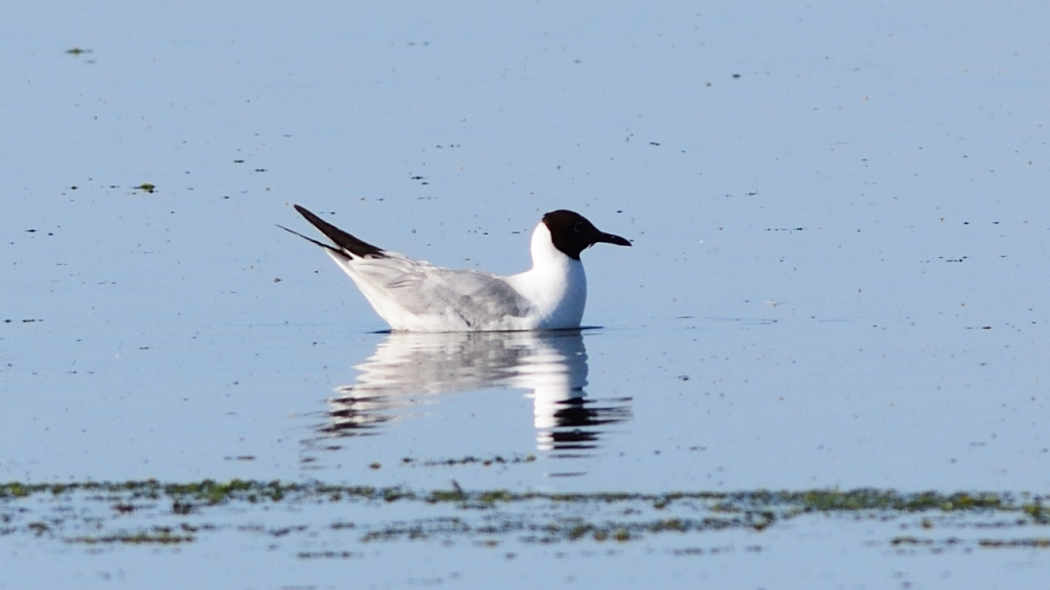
[329,222,588,332]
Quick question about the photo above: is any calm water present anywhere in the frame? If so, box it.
[3,0,1049,587]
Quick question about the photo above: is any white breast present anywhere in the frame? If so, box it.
[505,223,588,330]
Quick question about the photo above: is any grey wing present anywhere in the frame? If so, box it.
[350,255,532,323]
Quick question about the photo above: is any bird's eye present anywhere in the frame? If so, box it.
[573,222,584,233]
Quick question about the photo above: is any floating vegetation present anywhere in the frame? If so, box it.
[1,480,1047,554]
[403,454,537,467]
[136,183,156,193]
[70,528,195,545]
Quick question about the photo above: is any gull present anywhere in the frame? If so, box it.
[281,205,630,331]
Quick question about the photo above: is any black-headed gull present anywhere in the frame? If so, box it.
[282,205,630,331]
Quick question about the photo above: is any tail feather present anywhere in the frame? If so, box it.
[276,224,349,260]
[289,204,386,259]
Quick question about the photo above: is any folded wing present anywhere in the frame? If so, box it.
[338,254,533,327]
[287,205,532,329]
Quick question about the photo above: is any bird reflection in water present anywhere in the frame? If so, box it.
[317,330,631,456]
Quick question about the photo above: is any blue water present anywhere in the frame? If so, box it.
[3,0,1049,587]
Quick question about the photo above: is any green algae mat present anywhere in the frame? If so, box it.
[3,480,1048,551]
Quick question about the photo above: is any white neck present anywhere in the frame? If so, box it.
[506,222,587,329]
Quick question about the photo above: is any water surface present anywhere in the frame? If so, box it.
[2,0,1049,587]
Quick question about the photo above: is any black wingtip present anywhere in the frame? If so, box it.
[292,205,386,258]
